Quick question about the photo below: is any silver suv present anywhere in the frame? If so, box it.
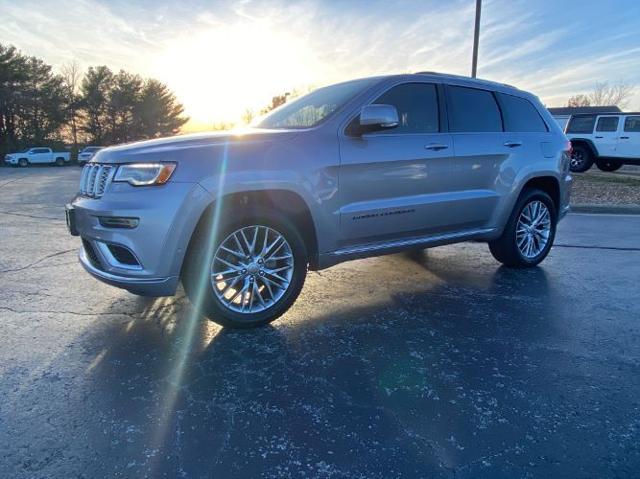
[66,73,572,328]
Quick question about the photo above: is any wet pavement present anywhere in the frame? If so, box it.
[1,167,639,478]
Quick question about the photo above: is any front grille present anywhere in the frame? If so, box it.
[79,163,115,197]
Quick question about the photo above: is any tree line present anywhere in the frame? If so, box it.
[0,43,188,158]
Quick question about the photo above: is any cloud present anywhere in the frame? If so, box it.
[1,0,639,124]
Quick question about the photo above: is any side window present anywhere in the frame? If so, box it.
[36,148,49,153]
[596,117,619,132]
[448,86,502,132]
[624,116,640,132]
[566,115,596,134]
[372,83,439,134]
[497,93,547,132]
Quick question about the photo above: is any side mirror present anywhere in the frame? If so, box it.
[359,104,399,129]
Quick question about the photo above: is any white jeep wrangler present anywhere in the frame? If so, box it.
[566,113,640,172]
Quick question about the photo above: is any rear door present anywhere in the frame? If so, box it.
[33,148,51,163]
[444,85,514,229]
[617,116,640,158]
[594,116,620,156]
[338,82,455,243]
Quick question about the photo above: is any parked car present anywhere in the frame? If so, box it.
[565,112,640,172]
[4,147,71,167]
[66,72,572,328]
[77,146,105,165]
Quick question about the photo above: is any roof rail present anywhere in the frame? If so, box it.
[414,71,517,90]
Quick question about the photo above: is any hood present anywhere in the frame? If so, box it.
[92,128,300,164]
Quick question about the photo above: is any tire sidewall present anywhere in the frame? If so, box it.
[185,210,308,328]
[596,159,622,172]
[512,190,557,266]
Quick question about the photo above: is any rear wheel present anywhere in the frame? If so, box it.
[55,157,65,166]
[595,159,622,172]
[183,210,308,328]
[489,189,557,268]
[18,158,28,167]
[569,144,593,172]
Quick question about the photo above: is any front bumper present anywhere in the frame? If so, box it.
[78,246,178,296]
[71,181,212,296]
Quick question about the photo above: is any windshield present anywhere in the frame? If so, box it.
[256,78,378,129]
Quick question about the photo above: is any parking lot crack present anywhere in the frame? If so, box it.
[0,248,76,274]
[0,210,61,221]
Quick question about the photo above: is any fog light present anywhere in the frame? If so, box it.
[98,216,139,229]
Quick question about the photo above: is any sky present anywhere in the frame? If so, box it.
[1,0,639,131]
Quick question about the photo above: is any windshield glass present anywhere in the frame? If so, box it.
[256,78,378,129]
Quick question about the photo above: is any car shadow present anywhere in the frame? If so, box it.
[43,246,571,477]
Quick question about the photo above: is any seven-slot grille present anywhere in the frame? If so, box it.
[79,163,115,197]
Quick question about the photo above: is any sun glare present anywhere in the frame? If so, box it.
[153,23,326,129]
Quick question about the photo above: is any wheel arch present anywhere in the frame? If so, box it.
[181,188,319,278]
[569,138,599,158]
[521,176,561,213]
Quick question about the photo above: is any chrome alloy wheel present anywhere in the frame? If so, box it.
[516,200,551,259]
[211,225,294,314]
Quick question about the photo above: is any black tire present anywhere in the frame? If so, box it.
[488,188,557,268]
[55,157,65,166]
[18,158,28,167]
[595,159,623,172]
[569,144,593,172]
[182,208,308,329]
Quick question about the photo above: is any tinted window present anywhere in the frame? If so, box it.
[34,148,49,153]
[372,83,439,134]
[624,116,640,132]
[497,93,547,132]
[448,86,502,132]
[596,116,619,132]
[566,115,596,133]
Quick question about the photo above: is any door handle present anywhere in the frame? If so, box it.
[620,136,630,139]
[595,136,603,139]
[425,143,448,151]
[503,141,522,148]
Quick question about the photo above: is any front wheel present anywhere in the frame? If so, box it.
[488,189,557,268]
[183,211,308,328]
[18,158,28,167]
[596,159,623,172]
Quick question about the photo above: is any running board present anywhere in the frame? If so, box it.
[329,227,495,257]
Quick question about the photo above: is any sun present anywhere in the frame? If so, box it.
[153,22,324,129]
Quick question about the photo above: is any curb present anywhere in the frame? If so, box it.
[570,204,640,215]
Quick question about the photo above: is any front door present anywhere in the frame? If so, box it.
[338,82,454,244]
[594,116,620,157]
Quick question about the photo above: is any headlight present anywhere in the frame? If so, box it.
[113,163,176,186]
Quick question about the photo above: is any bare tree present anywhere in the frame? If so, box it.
[61,61,81,148]
[566,81,635,109]
[589,81,634,109]
[566,94,591,107]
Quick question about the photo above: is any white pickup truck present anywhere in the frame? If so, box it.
[4,147,71,167]
[566,112,640,172]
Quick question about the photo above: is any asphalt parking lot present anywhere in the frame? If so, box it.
[1,166,639,478]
